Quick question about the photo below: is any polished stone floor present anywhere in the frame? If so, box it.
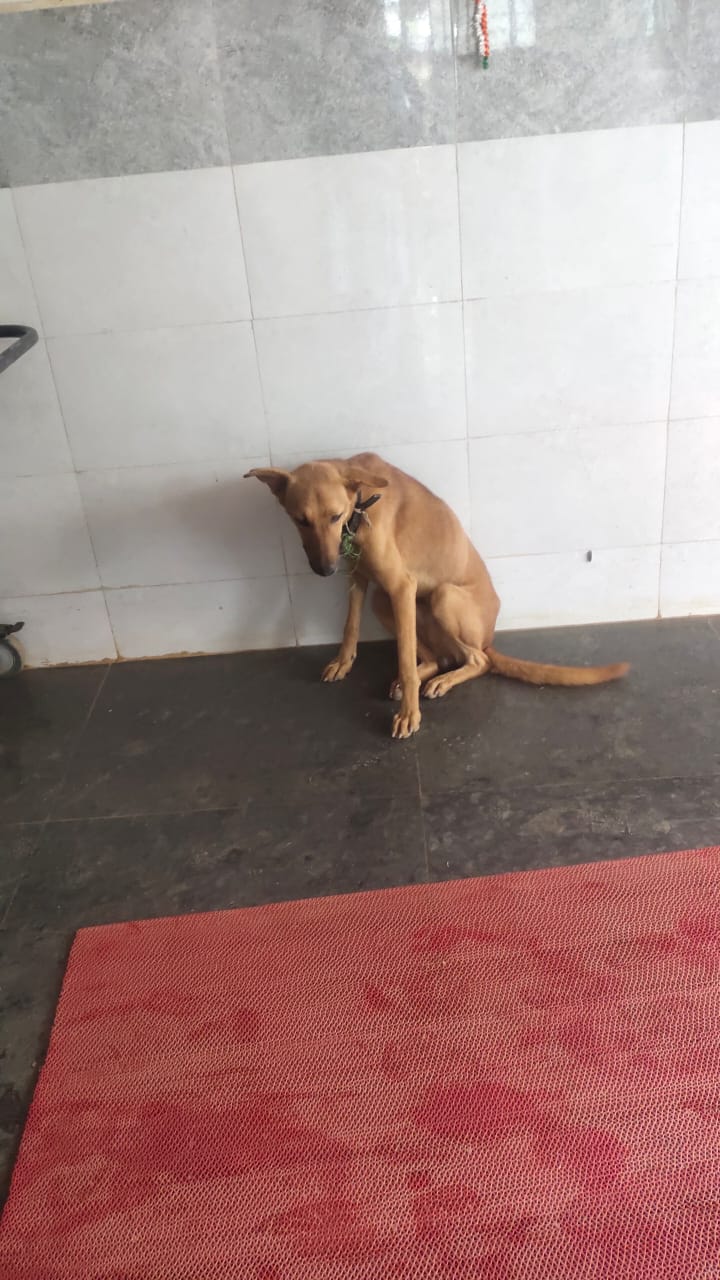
[1,615,720,1198]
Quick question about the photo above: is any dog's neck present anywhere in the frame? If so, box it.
[345,492,382,536]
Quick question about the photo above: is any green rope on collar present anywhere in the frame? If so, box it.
[341,527,361,563]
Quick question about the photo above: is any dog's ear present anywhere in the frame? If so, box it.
[341,466,389,494]
[244,467,291,501]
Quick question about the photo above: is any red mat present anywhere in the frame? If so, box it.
[3,849,720,1279]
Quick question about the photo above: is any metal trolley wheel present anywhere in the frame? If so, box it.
[0,639,23,678]
[0,623,24,677]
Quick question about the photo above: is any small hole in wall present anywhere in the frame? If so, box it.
[586,550,593,563]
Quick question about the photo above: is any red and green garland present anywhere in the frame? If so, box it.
[472,0,490,68]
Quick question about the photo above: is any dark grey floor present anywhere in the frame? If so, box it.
[1,616,720,1199]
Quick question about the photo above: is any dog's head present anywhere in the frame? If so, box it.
[245,460,387,577]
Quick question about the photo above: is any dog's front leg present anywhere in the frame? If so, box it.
[390,574,421,739]
[321,577,368,682]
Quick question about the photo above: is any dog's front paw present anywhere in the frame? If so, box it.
[391,705,422,739]
[322,656,353,682]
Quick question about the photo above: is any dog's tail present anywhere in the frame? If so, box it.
[486,647,629,687]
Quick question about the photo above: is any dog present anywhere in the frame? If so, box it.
[246,454,628,739]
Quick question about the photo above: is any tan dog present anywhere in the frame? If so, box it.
[246,453,628,739]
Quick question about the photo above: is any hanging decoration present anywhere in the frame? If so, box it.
[472,0,490,68]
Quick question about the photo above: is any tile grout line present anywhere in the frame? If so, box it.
[0,877,23,929]
[9,765,720,839]
[26,802,250,825]
[209,4,301,650]
[658,122,687,619]
[10,188,120,664]
[449,0,474,554]
[44,661,113,823]
[39,296,466,342]
[414,751,431,883]
[206,0,233,174]
[416,766,720,804]
[33,278,692,346]
[47,344,121,662]
[13,411,720,483]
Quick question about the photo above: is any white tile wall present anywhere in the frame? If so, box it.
[381,441,473,534]
[679,122,720,280]
[106,578,295,659]
[491,547,661,631]
[664,419,720,543]
[0,592,116,666]
[255,304,465,455]
[469,424,666,558]
[0,341,72,476]
[670,279,720,420]
[234,146,461,317]
[14,168,251,336]
[3,123,719,666]
[465,284,675,435]
[288,573,386,647]
[459,126,681,298]
[78,461,285,589]
[660,543,720,618]
[1,474,100,596]
[49,324,266,470]
[0,191,41,328]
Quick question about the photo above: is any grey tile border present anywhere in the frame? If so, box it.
[0,0,716,186]
[455,0,687,143]
[213,0,457,165]
[0,0,229,186]
[685,0,720,122]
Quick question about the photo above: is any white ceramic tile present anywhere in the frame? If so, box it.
[255,304,465,454]
[470,424,666,558]
[288,573,386,647]
[14,168,250,336]
[0,592,115,666]
[106,578,295,659]
[0,474,99,596]
[0,191,40,329]
[679,122,720,279]
[660,542,720,618]
[234,146,461,318]
[670,280,720,420]
[489,546,660,631]
[382,440,472,533]
[664,418,720,544]
[459,126,681,298]
[49,324,267,470]
[0,341,72,476]
[78,461,285,589]
[274,440,472,577]
[465,284,675,435]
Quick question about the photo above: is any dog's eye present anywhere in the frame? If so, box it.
[295,516,310,528]
[330,513,342,524]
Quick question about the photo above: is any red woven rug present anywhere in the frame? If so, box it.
[2,848,720,1279]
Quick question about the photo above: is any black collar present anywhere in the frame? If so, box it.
[344,492,382,536]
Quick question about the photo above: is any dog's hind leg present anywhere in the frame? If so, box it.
[420,584,492,700]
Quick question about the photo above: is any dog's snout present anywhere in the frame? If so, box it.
[312,560,338,578]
